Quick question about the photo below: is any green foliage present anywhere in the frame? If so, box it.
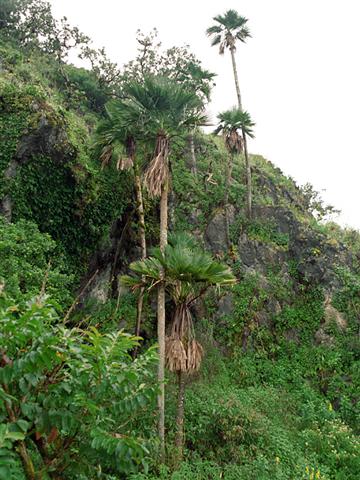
[121,29,215,101]
[230,215,289,247]
[218,273,268,347]
[274,287,324,339]
[0,218,73,305]
[2,12,360,480]
[214,108,255,140]
[207,9,251,54]
[0,63,132,277]
[0,295,158,478]
[0,79,42,180]
[122,232,235,302]
[171,134,246,231]
[133,356,359,479]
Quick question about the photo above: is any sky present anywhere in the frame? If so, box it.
[50,0,360,230]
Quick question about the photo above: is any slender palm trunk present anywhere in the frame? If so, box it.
[229,46,252,219]
[230,46,243,111]
[189,130,197,176]
[243,130,252,219]
[175,370,186,463]
[224,153,233,248]
[158,178,168,461]
[134,168,147,342]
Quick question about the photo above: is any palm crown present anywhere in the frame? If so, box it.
[122,232,235,302]
[123,76,206,138]
[94,100,139,170]
[122,233,235,373]
[214,108,255,154]
[121,76,206,197]
[206,9,251,54]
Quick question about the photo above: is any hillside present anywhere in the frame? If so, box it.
[0,8,359,480]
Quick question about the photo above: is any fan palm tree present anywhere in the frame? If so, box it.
[206,9,251,111]
[122,233,236,462]
[181,63,216,176]
[122,76,206,456]
[94,101,147,344]
[215,108,255,226]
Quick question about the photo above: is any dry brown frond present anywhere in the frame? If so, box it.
[225,130,243,154]
[165,336,187,372]
[100,145,113,169]
[116,156,134,171]
[144,134,169,197]
[170,304,193,340]
[186,339,204,372]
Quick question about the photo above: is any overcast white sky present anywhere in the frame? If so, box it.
[50,0,360,230]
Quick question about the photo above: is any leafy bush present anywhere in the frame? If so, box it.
[0,295,158,478]
[0,218,73,306]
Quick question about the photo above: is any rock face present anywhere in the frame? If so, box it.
[0,107,73,221]
[15,111,72,162]
[237,232,287,275]
[204,206,235,253]
[205,203,354,292]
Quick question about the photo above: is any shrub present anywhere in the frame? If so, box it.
[0,295,158,478]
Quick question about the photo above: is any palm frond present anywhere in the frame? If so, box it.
[143,133,169,197]
[210,34,222,47]
[186,340,204,372]
[207,10,251,52]
[214,108,255,147]
[99,145,113,169]
[165,337,187,372]
[206,25,222,36]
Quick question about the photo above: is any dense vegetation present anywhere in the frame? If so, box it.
[0,1,359,479]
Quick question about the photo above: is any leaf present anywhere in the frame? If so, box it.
[16,420,29,433]
[5,431,24,441]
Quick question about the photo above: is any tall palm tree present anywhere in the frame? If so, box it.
[122,233,236,462]
[94,101,147,343]
[178,63,216,175]
[215,108,255,225]
[123,77,206,457]
[206,9,251,111]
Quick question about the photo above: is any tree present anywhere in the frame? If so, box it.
[122,233,235,461]
[121,30,215,176]
[177,62,216,175]
[206,9,251,111]
[122,76,206,457]
[215,108,255,227]
[207,11,254,219]
[94,100,147,345]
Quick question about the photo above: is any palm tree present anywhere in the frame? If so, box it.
[122,233,236,462]
[123,77,206,457]
[177,63,216,175]
[206,9,251,111]
[94,101,147,343]
[215,108,255,225]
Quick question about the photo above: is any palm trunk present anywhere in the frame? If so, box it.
[134,168,147,342]
[243,130,252,219]
[189,130,197,176]
[158,178,168,461]
[175,370,186,464]
[230,46,243,111]
[224,154,233,248]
